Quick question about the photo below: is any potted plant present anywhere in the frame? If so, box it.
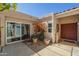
[38,30,45,41]
[31,33,38,44]
[44,37,51,45]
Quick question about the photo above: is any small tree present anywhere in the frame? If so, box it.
[0,3,17,12]
[33,22,46,32]
[33,22,46,41]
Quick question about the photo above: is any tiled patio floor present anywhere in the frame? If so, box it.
[0,42,79,56]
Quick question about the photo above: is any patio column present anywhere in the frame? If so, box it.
[52,14,57,43]
[0,14,5,46]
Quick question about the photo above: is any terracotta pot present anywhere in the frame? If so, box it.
[33,39,37,44]
[44,39,50,45]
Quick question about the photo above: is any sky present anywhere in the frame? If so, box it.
[17,3,79,17]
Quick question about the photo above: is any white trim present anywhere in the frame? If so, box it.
[6,40,24,45]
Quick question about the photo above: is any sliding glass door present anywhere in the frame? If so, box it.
[6,22,30,44]
[21,24,30,40]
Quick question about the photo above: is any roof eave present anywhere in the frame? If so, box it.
[55,8,79,19]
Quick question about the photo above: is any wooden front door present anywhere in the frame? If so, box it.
[61,23,77,42]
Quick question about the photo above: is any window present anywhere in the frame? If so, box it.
[48,23,52,27]
[48,23,52,33]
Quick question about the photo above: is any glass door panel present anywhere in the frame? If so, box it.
[12,23,21,41]
[7,22,15,43]
[21,24,30,40]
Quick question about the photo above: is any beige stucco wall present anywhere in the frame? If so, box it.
[57,15,79,42]
[57,15,78,24]
[0,11,37,46]
[1,11,38,22]
[0,14,5,46]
